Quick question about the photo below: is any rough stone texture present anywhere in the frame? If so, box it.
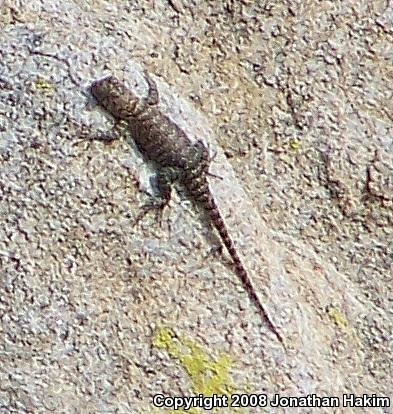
[0,1,392,413]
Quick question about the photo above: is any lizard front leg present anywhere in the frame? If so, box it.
[88,121,128,143]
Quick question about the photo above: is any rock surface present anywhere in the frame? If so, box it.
[0,1,392,413]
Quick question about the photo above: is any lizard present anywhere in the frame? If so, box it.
[90,71,286,347]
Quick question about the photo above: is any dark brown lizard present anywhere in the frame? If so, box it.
[90,72,285,347]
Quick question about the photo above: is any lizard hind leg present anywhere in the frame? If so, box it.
[133,166,182,227]
[193,140,223,180]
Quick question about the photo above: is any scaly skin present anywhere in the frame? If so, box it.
[90,72,285,347]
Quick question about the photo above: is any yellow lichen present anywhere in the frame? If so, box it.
[34,78,54,91]
[152,327,243,413]
[327,306,349,329]
[327,306,359,344]
[289,138,302,151]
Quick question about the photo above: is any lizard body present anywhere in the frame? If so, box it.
[90,72,285,346]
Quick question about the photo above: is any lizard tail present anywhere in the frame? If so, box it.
[197,188,285,347]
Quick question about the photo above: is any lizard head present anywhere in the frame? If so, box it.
[90,76,138,120]
[90,76,117,100]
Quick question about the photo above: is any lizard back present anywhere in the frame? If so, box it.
[90,75,206,175]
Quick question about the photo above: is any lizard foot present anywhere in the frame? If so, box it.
[133,198,170,228]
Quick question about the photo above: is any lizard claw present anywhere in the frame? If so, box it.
[133,199,170,228]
